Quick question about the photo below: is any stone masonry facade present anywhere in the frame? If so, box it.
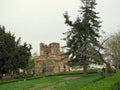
[34,42,70,74]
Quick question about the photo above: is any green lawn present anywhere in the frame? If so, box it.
[81,69,120,90]
[0,73,99,90]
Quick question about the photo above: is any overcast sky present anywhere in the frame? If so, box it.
[0,0,120,55]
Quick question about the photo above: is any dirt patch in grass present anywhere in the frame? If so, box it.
[42,82,65,90]
[42,87,54,90]
[64,76,80,80]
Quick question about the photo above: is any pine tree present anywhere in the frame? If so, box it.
[63,0,102,76]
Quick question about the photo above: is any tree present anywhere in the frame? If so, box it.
[63,0,102,76]
[27,57,34,71]
[16,42,32,69]
[26,52,37,71]
[0,26,32,75]
[106,32,120,67]
[0,26,16,74]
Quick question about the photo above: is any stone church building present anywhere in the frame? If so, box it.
[34,42,70,74]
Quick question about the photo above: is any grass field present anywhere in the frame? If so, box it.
[0,73,99,90]
[81,69,120,90]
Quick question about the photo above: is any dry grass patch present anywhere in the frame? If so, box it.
[64,76,80,80]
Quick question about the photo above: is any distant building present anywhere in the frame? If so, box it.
[34,42,70,74]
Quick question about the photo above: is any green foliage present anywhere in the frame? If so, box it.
[26,52,37,71]
[0,26,32,75]
[63,0,102,75]
[26,56,35,71]
[0,26,16,74]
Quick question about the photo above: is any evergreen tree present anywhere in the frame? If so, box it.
[0,26,16,74]
[63,0,102,76]
[16,42,32,69]
[0,26,32,75]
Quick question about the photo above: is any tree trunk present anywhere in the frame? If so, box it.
[83,63,88,76]
[98,51,111,76]
[105,63,111,76]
